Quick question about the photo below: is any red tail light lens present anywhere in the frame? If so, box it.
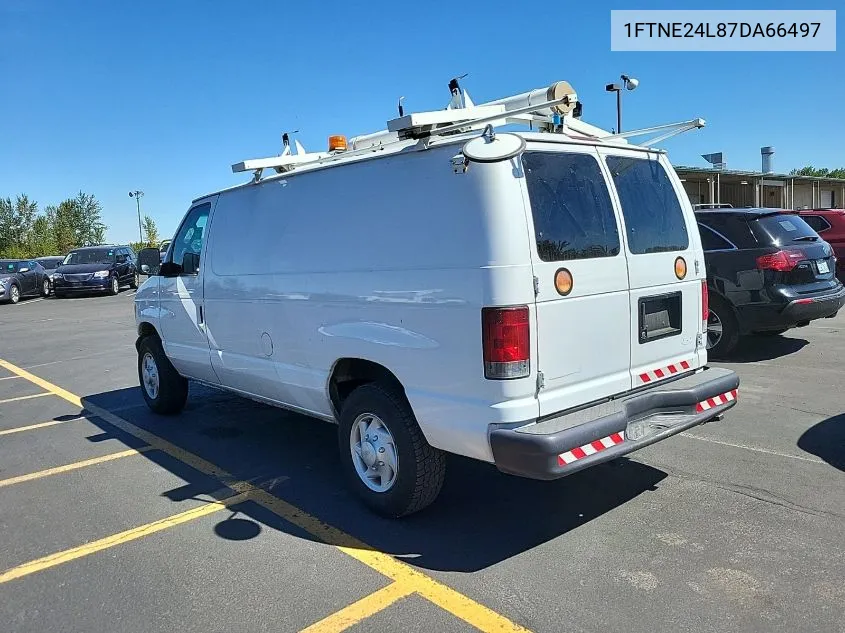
[756,249,805,272]
[701,280,709,320]
[482,306,530,379]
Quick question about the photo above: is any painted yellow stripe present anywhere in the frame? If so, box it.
[0,417,83,436]
[300,582,414,633]
[0,490,251,584]
[0,447,150,488]
[0,392,51,405]
[0,357,532,633]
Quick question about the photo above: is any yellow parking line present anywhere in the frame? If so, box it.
[0,490,251,584]
[300,582,414,633]
[0,392,51,405]
[0,357,532,633]
[0,448,151,488]
[0,417,83,436]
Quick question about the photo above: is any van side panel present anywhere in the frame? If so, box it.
[203,145,538,462]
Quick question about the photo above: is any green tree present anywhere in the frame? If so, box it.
[789,166,845,179]
[142,214,159,247]
[29,215,58,256]
[0,195,38,257]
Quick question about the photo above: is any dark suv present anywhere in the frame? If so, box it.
[53,246,139,298]
[696,208,845,356]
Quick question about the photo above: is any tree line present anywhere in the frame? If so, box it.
[789,166,845,179]
[0,192,160,259]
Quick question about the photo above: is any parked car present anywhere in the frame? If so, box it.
[134,79,740,518]
[53,245,139,298]
[696,208,845,356]
[788,208,845,281]
[0,259,51,304]
[35,256,67,294]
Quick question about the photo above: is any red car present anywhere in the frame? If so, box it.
[790,208,845,280]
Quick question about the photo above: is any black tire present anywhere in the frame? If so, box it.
[41,279,50,297]
[108,274,120,295]
[338,383,446,518]
[707,296,740,358]
[130,272,139,289]
[138,335,188,415]
[8,284,20,304]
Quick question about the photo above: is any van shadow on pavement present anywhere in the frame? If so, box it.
[719,333,809,363]
[797,413,845,471]
[81,385,668,573]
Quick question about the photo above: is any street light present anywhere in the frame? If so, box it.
[129,190,144,244]
[605,74,639,133]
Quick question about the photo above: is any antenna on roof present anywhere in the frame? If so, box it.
[447,74,472,109]
[398,96,405,117]
[281,130,299,155]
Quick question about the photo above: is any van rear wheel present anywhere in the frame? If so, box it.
[138,336,188,415]
[338,383,445,518]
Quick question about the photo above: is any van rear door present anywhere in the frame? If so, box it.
[522,145,632,417]
[600,149,703,388]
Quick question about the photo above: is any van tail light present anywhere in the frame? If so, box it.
[482,306,530,379]
[701,280,709,339]
[756,249,805,272]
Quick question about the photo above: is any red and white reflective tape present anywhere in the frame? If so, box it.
[695,389,738,412]
[558,432,625,466]
[637,359,692,385]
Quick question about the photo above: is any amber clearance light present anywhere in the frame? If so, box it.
[328,135,347,151]
[674,256,687,279]
[554,268,573,296]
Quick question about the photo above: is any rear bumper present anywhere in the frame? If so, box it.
[489,367,739,480]
[737,284,845,332]
[781,285,845,323]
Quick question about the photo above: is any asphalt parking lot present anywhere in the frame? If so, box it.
[0,290,843,633]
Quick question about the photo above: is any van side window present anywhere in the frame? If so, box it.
[522,152,620,262]
[171,203,211,275]
[605,156,689,254]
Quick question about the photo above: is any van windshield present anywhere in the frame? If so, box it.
[64,249,115,265]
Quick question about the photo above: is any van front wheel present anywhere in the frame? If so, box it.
[138,336,188,415]
[338,383,445,518]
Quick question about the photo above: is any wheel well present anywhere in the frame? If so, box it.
[329,358,405,418]
[136,322,160,351]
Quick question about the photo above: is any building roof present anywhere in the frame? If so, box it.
[675,165,845,184]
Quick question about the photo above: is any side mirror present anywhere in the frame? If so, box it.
[137,247,161,276]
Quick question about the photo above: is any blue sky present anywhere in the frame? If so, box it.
[1,0,842,243]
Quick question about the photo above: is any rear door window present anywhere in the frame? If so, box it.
[605,156,689,254]
[522,152,620,262]
[801,215,831,233]
[750,214,819,246]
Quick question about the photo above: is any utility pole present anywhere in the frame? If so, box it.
[129,190,144,244]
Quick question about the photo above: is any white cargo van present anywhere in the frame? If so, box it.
[135,79,739,517]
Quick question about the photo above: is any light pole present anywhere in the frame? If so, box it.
[605,74,639,133]
[129,190,144,244]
